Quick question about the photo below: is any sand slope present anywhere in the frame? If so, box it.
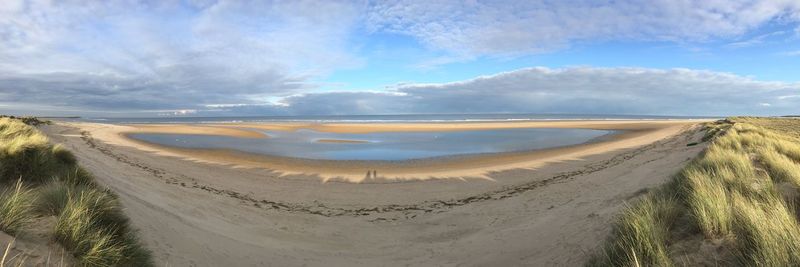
[42,122,705,266]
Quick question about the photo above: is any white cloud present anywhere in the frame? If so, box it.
[2,1,800,116]
[0,0,363,112]
[366,0,800,58]
[4,64,800,116]
[781,50,800,56]
[778,95,800,99]
[267,67,800,116]
[726,30,788,48]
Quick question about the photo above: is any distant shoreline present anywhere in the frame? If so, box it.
[65,113,719,124]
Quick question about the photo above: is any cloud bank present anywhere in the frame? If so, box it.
[45,67,788,117]
[367,0,800,57]
[0,0,361,114]
[261,67,800,117]
[1,1,800,116]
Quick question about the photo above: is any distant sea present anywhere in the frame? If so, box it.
[77,114,717,124]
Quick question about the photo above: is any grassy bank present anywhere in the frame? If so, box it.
[590,117,800,266]
[0,117,151,266]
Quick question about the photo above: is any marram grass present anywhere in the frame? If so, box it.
[588,188,681,266]
[758,147,800,187]
[590,118,800,266]
[730,191,800,266]
[0,180,36,235]
[0,118,74,183]
[680,167,732,239]
[0,117,152,266]
[54,190,131,266]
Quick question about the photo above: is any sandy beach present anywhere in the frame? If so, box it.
[121,123,268,138]
[41,120,707,265]
[67,120,700,182]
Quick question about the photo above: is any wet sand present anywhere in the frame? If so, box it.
[125,124,267,138]
[209,120,688,133]
[315,138,370,144]
[43,120,708,266]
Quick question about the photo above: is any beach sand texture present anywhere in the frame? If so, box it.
[44,120,706,265]
[76,120,699,182]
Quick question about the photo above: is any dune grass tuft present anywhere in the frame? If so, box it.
[758,147,800,187]
[730,191,800,266]
[47,183,150,266]
[680,167,732,239]
[0,118,75,183]
[0,180,36,235]
[590,118,800,266]
[54,191,127,266]
[589,188,681,266]
[773,138,800,162]
[694,146,753,179]
[0,117,152,266]
[37,180,78,216]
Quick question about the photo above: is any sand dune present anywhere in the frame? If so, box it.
[42,120,706,265]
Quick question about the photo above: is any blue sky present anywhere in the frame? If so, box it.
[327,22,800,91]
[1,0,800,117]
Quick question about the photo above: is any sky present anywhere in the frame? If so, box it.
[1,0,800,117]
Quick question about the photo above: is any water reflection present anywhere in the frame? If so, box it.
[128,128,613,161]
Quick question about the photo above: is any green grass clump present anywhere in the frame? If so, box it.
[0,118,75,183]
[680,167,732,239]
[52,144,77,166]
[55,192,128,266]
[54,189,150,266]
[694,146,754,177]
[37,180,82,216]
[590,117,800,266]
[731,192,800,265]
[0,117,152,266]
[0,180,36,235]
[758,147,800,187]
[589,189,681,266]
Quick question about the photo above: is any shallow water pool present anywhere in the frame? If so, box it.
[127,128,614,161]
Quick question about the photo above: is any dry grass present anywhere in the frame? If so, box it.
[590,117,800,266]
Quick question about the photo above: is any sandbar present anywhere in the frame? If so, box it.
[315,139,370,144]
[124,124,266,138]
